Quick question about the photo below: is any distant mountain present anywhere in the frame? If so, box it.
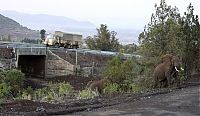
[0,11,96,31]
[0,10,141,44]
[0,14,39,41]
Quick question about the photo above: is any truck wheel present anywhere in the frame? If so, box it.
[55,43,60,48]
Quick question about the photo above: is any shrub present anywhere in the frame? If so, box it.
[129,83,143,92]
[103,56,143,93]
[78,89,97,99]
[0,69,25,97]
[58,82,73,97]
[0,71,6,83]
[31,82,74,102]
[19,86,34,100]
[26,86,34,95]
[46,92,54,102]
[137,77,154,90]
[33,87,48,100]
[3,69,25,96]
[103,83,120,94]
[0,83,11,98]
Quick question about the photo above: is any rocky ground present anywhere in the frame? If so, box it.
[0,73,199,116]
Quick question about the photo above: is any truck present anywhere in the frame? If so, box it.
[43,31,83,49]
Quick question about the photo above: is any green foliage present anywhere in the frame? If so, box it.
[0,83,11,98]
[25,86,34,95]
[85,24,120,52]
[78,89,97,99]
[103,56,144,92]
[137,77,155,90]
[0,71,6,83]
[180,3,200,76]
[4,69,25,95]
[129,83,143,92]
[119,43,138,54]
[103,83,120,94]
[0,69,25,97]
[58,82,74,96]
[138,0,200,79]
[21,38,40,44]
[29,82,74,102]
[104,56,140,83]
[33,87,47,100]
[40,29,46,40]
[46,92,54,102]
[0,70,76,102]
[137,56,160,77]
[138,0,182,57]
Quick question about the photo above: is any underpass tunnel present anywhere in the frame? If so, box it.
[17,55,46,78]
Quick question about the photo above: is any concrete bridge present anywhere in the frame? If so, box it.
[0,42,142,78]
[0,42,48,78]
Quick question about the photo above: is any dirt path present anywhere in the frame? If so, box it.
[74,85,200,116]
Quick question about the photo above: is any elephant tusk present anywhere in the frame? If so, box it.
[175,66,179,72]
[181,67,184,71]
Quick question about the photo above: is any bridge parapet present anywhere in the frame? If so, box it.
[16,47,47,55]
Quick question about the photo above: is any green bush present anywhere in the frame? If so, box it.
[4,69,25,85]
[103,56,143,93]
[0,71,6,83]
[103,83,120,94]
[4,69,25,95]
[0,83,11,98]
[46,91,54,102]
[58,82,73,97]
[31,82,74,102]
[137,77,154,90]
[129,83,143,92]
[19,86,34,100]
[0,69,25,97]
[26,86,34,95]
[33,87,48,100]
[78,89,97,99]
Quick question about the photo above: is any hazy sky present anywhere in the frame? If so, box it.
[0,0,199,30]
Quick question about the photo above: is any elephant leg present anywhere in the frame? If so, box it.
[154,81,157,88]
[154,77,159,88]
[163,80,168,88]
[165,71,172,87]
[167,76,171,87]
[174,75,180,87]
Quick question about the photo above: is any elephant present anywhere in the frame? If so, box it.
[86,78,108,94]
[153,54,184,88]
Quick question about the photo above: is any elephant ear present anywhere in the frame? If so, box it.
[161,54,173,62]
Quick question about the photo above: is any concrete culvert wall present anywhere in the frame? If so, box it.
[18,55,46,78]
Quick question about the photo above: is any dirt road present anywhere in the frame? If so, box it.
[74,85,200,116]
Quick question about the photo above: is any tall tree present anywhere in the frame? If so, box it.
[85,24,120,51]
[40,29,46,40]
[138,0,182,57]
[180,3,200,77]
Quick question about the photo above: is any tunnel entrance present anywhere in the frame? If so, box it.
[18,55,46,78]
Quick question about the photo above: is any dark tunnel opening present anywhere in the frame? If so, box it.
[18,55,46,78]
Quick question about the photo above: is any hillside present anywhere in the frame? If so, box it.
[0,11,141,44]
[0,14,39,41]
[0,11,95,32]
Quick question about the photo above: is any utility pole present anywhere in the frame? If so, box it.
[75,49,78,76]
